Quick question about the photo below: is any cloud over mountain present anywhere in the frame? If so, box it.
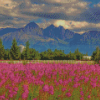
[0,0,100,34]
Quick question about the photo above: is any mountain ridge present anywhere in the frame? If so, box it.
[0,21,99,56]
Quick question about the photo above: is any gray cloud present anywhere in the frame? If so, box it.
[0,14,13,22]
[0,0,100,34]
[80,7,100,23]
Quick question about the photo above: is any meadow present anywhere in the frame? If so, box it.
[0,60,95,65]
[0,60,100,100]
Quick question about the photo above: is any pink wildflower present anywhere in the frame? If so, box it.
[23,85,28,90]
[80,97,84,100]
[49,90,54,95]
[87,95,91,98]
[80,91,84,96]
[22,92,28,99]
[9,94,13,98]
[42,84,49,92]
[90,82,97,88]
[33,98,37,100]
[0,95,5,99]
[66,92,71,97]
[73,83,80,88]
[13,87,18,91]
[62,88,66,92]
[59,79,63,84]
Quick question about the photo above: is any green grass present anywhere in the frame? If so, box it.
[0,60,95,65]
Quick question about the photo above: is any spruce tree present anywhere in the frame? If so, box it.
[4,49,10,60]
[24,41,30,60]
[9,38,21,60]
[0,38,5,60]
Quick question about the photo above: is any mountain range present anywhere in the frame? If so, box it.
[0,21,100,56]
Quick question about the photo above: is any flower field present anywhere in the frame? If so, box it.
[0,62,100,100]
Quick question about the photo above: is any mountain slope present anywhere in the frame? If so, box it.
[0,21,100,56]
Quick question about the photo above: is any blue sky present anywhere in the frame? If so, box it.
[0,0,100,34]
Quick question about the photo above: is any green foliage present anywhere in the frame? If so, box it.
[74,48,83,60]
[4,49,10,60]
[71,89,80,100]
[91,88,98,97]
[91,46,100,64]
[0,38,5,60]
[29,48,36,60]
[9,38,21,60]
[0,38,98,61]
[34,51,41,60]
[24,41,31,60]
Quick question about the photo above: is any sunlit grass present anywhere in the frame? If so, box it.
[0,60,95,65]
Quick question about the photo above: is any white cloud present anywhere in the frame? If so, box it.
[45,0,78,4]
[0,0,99,35]
[94,3,100,7]
[38,19,100,34]
[0,0,18,9]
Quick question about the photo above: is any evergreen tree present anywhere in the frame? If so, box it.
[0,38,5,60]
[21,49,26,60]
[91,46,100,63]
[9,38,21,60]
[24,41,30,60]
[47,49,54,60]
[4,49,10,60]
[74,48,83,60]
[34,51,41,60]
[29,48,35,60]
[69,51,72,60]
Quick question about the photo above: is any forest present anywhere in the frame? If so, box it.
[0,38,100,63]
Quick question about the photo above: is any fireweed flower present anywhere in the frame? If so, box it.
[80,75,85,80]
[42,84,49,92]
[80,91,84,96]
[9,94,14,98]
[91,77,98,82]
[23,85,29,90]
[62,88,66,92]
[49,85,54,95]
[80,87,82,90]
[49,85,54,90]
[22,92,28,99]
[68,78,72,83]
[59,79,63,84]
[13,87,18,91]
[66,92,71,97]
[73,83,80,88]
[80,97,84,100]
[49,90,54,95]
[0,94,5,99]
[33,98,37,100]
[74,77,80,82]
[87,95,91,98]
[63,80,68,86]
[13,91,17,95]
[84,77,89,83]
[90,82,97,88]
[56,82,59,86]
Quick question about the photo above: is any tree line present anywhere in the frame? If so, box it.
[0,38,99,62]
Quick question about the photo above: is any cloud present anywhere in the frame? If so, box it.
[94,2,100,7]
[37,19,100,34]
[79,6,100,23]
[0,0,18,9]
[0,0,91,28]
[0,0,100,35]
